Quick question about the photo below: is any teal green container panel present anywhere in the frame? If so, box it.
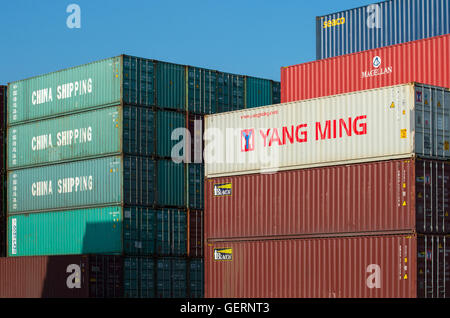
[245,76,272,109]
[123,156,155,206]
[156,209,187,256]
[188,67,217,114]
[188,163,204,209]
[189,258,204,298]
[157,160,185,207]
[217,72,244,113]
[7,106,122,170]
[8,57,122,126]
[124,257,155,298]
[7,206,123,256]
[156,62,185,110]
[123,106,155,156]
[156,110,186,159]
[122,56,155,106]
[8,156,123,214]
[156,258,187,298]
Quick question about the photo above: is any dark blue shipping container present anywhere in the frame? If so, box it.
[316,0,450,59]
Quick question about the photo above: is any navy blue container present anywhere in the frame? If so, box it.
[316,0,450,59]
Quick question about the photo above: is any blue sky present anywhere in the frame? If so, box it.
[0,0,377,84]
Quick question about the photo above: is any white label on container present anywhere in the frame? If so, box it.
[11,218,17,255]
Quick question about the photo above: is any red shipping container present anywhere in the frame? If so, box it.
[281,34,450,103]
[205,234,450,298]
[205,158,450,240]
[0,255,123,298]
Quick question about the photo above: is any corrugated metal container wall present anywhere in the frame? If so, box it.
[205,158,450,240]
[245,77,273,109]
[8,206,187,257]
[7,156,123,214]
[0,255,123,298]
[281,34,450,103]
[156,110,186,159]
[189,258,204,298]
[156,257,188,298]
[8,57,122,126]
[0,86,5,257]
[188,210,204,257]
[7,106,122,170]
[205,83,450,178]
[188,67,217,114]
[205,234,438,298]
[122,55,155,106]
[316,0,450,60]
[217,72,245,113]
[156,159,185,207]
[156,61,185,111]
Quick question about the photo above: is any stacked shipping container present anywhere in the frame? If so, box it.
[204,82,450,298]
[205,0,450,297]
[0,86,5,257]
[4,55,279,298]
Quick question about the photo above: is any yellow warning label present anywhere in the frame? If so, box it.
[425,99,428,105]
[405,258,408,263]
[400,129,407,139]
[418,192,423,198]
[438,101,441,107]
[402,110,406,115]
[390,102,395,108]
[445,211,448,217]
[402,201,407,206]
[404,274,408,280]
[445,141,449,151]
[403,183,406,188]
[439,243,443,249]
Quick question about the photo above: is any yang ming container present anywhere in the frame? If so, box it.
[316,0,450,60]
[206,158,450,240]
[7,206,186,257]
[205,83,450,178]
[7,155,186,214]
[282,34,450,103]
[206,233,450,298]
[7,55,279,126]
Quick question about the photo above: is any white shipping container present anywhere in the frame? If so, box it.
[204,83,450,178]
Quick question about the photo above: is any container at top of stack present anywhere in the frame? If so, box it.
[316,0,450,60]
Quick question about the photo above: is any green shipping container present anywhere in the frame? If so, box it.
[156,110,186,159]
[8,55,279,125]
[7,206,187,257]
[245,76,281,108]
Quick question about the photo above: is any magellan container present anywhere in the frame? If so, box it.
[7,55,279,126]
[281,34,450,103]
[206,158,450,240]
[7,155,186,214]
[206,233,450,298]
[316,0,450,60]
[205,83,450,178]
[7,206,186,257]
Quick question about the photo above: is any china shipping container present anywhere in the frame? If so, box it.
[316,0,450,60]
[7,206,187,257]
[0,255,202,298]
[205,83,450,178]
[7,155,187,214]
[281,34,450,104]
[205,233,450,298]
[7,55,279,126]
[206,158,450,240]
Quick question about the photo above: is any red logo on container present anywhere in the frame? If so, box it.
[241,129,255,152]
